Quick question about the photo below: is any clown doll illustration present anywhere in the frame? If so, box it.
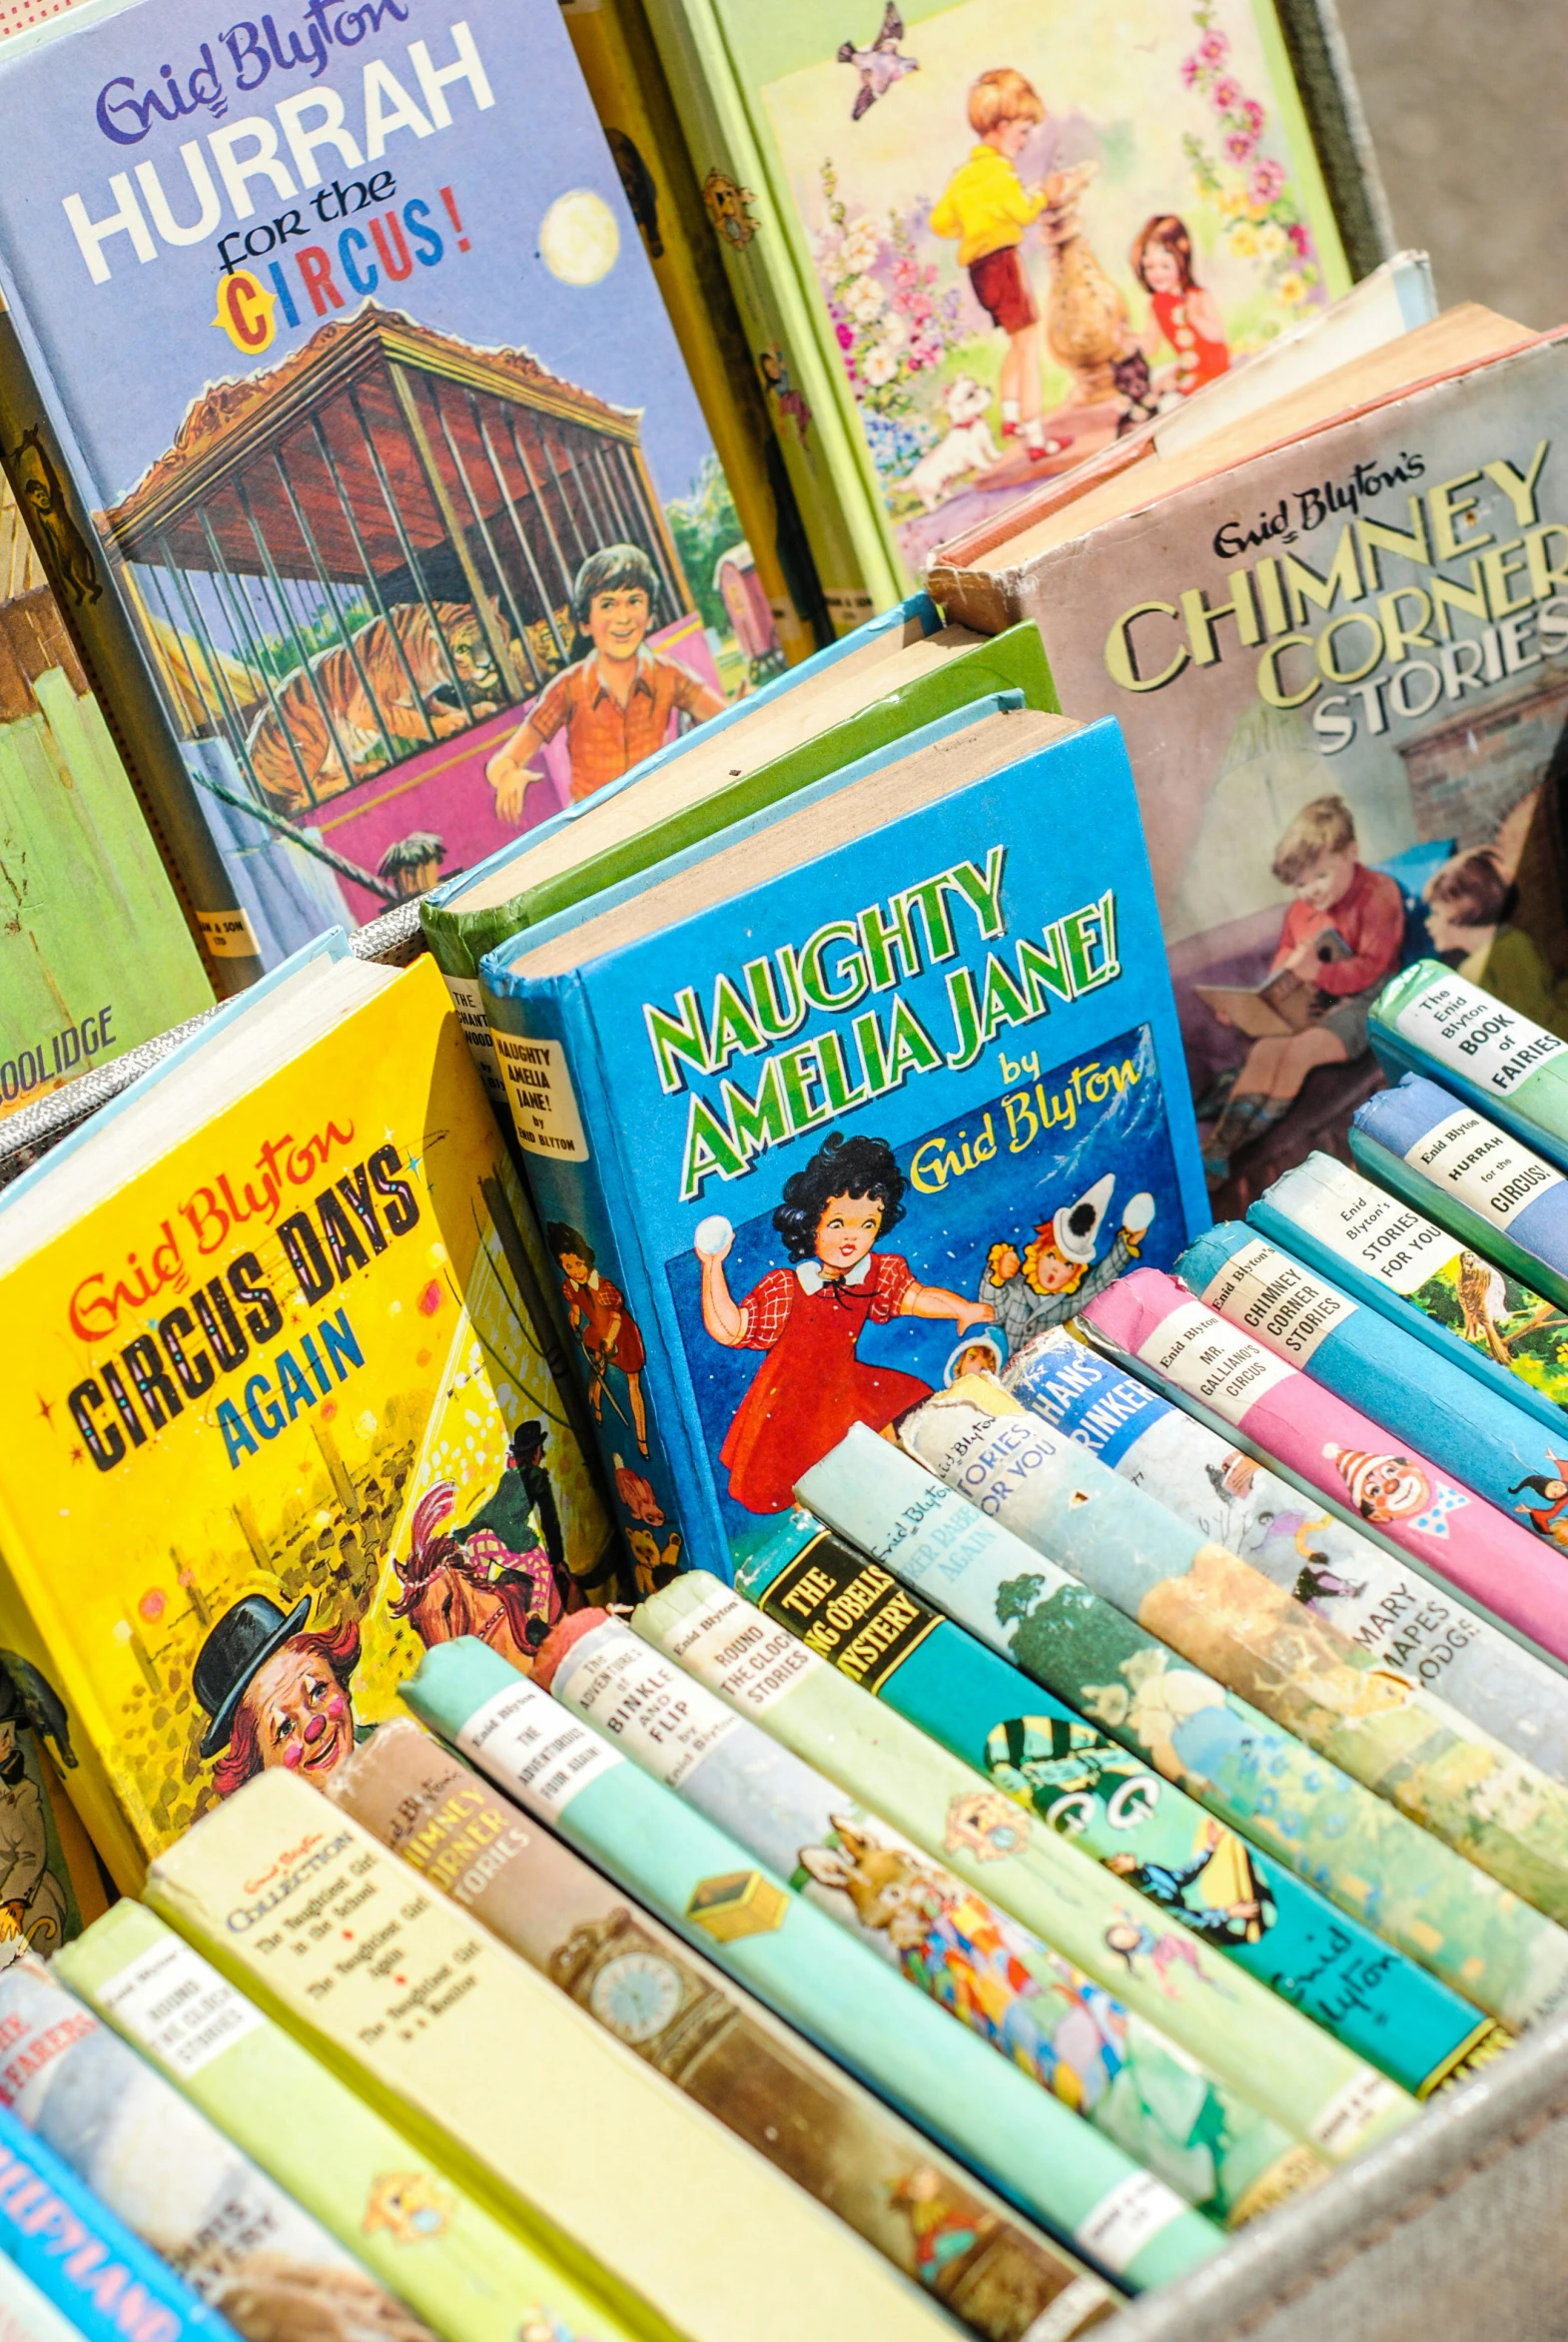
[695,1131,993,1514]
[195,1595,365,1797]
[979,1174,1155,1351]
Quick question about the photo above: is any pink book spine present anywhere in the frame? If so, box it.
[1083,1268,1568,1662]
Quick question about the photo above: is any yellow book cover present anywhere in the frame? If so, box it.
[147,1767,961,2342]
[0,955,615,1889]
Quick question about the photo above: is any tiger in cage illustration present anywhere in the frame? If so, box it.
[246,594,523,814]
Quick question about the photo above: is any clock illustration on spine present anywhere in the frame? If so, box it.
[587,1948,686,2043]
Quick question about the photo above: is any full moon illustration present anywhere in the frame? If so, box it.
[538,190,620,286]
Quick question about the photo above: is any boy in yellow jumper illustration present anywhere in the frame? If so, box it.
[930,69,1060,458]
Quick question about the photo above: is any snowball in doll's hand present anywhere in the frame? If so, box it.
[694,1214,734,1258]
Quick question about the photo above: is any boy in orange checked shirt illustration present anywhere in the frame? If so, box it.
[930,69,1064,460]
[487,543,724,822]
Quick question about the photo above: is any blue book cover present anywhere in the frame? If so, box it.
[481,705,1208,1582]
[0,0,760,962]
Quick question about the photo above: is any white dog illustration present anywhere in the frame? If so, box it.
[905,376,1001,512]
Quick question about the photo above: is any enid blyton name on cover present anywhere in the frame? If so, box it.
[65,1,490,355]
[638,848,1125,1199]
[1103,438,1568,752]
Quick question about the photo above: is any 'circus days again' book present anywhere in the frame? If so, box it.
[0,938,613,1890]
[480,697,1208,1584]
[0,0,763,983]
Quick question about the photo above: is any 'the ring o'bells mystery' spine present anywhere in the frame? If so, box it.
[400,1634,1224,2288]
[732,1512,1502,2098]
[1369,964,1568,1168]
[540,1606,1321,2227]
[145,1764,968,2342]
[1005,1321,1568,1784]
[805,1419,1568,2036]
[0,1956,433,2342]
[53,1897,619,2342]
[0,2092,240,2342]
[326,1713,1115,2342]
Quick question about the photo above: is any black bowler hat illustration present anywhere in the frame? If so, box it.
[195,1593,311,1759]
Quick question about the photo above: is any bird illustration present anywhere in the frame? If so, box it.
[1457,1249,1514,1365]
[837,4,918,119]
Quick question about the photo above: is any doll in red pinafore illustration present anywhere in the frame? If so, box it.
[695,1132,994,1514]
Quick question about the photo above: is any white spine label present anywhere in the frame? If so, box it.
[1404,1106,1565,1227]
[1136,1297,1294,1422]
[1072,2170,1186,2274]
[493,1030,590,1162]
[1310,2068,1404,2156]
[1281,1163,1463,1296]
[456,1677,623,1816]
[442,973,502,1097]
[97,1936,264,2078]
[1395,973,1567,1098]
[663,1590,822,1715]
[1198,1235,1355,1364]
[556,1629,740,1789]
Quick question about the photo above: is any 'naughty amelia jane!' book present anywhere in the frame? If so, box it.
[0,946,613,1888]
[0,0,757,967]
[481,700,1208,1584]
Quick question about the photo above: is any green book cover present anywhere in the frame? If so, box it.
[420,619,1056,988]
[55,1900,620,2342]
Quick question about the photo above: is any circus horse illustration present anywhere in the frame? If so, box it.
[390,1480,562,1670]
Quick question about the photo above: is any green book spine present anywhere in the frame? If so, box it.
[328,1715,1116,2342]
[55,1901,619,2342]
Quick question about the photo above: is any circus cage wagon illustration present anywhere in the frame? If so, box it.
[98,303,715,930]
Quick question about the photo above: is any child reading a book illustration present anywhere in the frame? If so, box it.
[1132,216,1229,397]
[195,1595,364,1798]
[548,1220,650,1456]
[695,1131,993,1514]
[1202,795,1404,1183]
[1424,845,1568,1035]
[979,1175,1155,1348]
[930,70,1065,461]
[486,544,724,821]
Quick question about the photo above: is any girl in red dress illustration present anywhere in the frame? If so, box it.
[1132,215,1229,398]
[696,1132,994,1514]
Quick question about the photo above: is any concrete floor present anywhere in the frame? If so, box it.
[1336,0,1568,329]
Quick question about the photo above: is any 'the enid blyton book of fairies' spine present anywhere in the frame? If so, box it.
[1369,965,1568,1167]
[1006,1323,1568,1782]
[634,1572,1414,2170]
[54,1902,615,2342]
[329,1717,1116,2342]
[0,0,765,966]
[401,1641,1223,2290]
[149,1768,965,2342]
[541,1609,1319,2226]
[481,712,1206,1586]
[1250,1148,1568,1442]
[1082,1268,1568,1713]
[0,1959,432,2342]
[0,2097,238,2342]
[632,0,893,627]
[734,1521,1501,2098]
[1181,1221,1568,1624]
[1352,1074,1568,1312]
[558,0,822,664]
[804,1422,1568,2034]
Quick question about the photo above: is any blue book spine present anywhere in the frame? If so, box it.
[1177,1220,1568,1533]
[1352,1074,1568,1307]
[0,2100,234,2342]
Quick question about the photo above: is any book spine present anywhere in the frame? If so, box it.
[53,1902,617,2342]
[802,1419,1568,2036]
[1007,1322,1568,1787]
[0,2223,97,2342]
[1178,1226,1568,1664]
[147,1766,959,2342]
[1351,1077,1568,1309]
[0,306,262,991]
[561,0,825,663]
[0,1960,422,2342]
[548,1610,1320,2227]
[730,1522,1502,2100]
[1370,963,1568,1170]
[328,1716,1116,2342]
[635,0,896,626]
[401,1637,1223,2291]
[1250,1154,1568,1446]
[0,2097,234,2342]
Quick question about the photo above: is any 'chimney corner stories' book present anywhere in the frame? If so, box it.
[481,709,1208,1584]
[0,0,760,969]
